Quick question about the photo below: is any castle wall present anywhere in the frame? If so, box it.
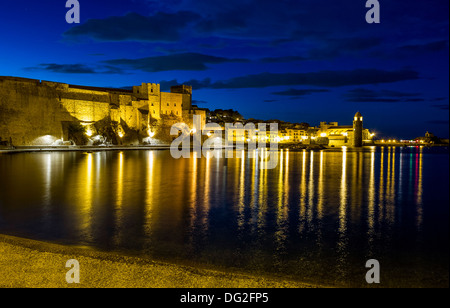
[0,77,72,145]
[0,76,198,146]
[161,92,183,117]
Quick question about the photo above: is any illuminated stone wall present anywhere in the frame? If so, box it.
[0,76,196,146]
[0,77,73,145]
[160,92,183,117]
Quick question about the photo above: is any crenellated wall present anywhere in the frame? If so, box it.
[0,76,196,146]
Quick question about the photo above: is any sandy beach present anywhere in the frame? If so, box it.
[0,234,321,288]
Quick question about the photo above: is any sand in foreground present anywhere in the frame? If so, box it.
[0,234,321,288]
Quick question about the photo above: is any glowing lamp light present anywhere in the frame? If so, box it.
[86,129,93,137]
[118,132,124,138]
[320,133,327,137]
[148,130,155,138]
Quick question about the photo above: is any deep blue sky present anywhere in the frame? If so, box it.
[1,0,448,139]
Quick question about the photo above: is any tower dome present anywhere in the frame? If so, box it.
[354,111,363,121]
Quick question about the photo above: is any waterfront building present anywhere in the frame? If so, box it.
[0,76,205,145]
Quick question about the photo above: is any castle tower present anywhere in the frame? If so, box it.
[353,111,363,147]
[147,83,161,119]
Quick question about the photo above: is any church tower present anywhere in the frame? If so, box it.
[353,111,363,147]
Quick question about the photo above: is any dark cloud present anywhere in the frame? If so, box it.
[159,79,179,92]
[307,37,383,60]
[24,63,97,74]
[199,69,420,89]
[192,99,208,105]
[64,11,200,42]
[24,63,127,75]
[404,98,426,102]
[426,120,449,125]
[260,56,305,63]
[399,40,449,53]
[431,97,448,102]
[344,88,423,103]
[195,9,248,34]
[103,53,249,72]
[160,69,419,91]
[271,88,329,97]
[432,104,449,111]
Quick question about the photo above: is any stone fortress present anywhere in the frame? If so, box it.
[0,76,206,146]
[1,76,374,148]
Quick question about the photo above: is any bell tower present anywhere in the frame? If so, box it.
[353,111,363,147]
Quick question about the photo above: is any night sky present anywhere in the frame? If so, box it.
[1,0,448,139]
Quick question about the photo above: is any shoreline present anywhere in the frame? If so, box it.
[0,234,325,288]
[1,143,447,155]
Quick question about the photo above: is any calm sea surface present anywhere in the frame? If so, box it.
[0,147,448,287]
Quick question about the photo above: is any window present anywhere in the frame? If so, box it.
[167,103,169,106]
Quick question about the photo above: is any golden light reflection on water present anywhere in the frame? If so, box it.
[237,150,246,232]
[145,151,155,239]
[275,149,288,254]
[337,148,349,279]
[307,150,314,227]
[386,147,396,225]
[317,150,324,221]
[202,150,211,233]
[1,148,435,278]
[339,148,348,236]
[71,148,426,247]
[257,150,268,231]
[41,153,53,227]
[113,152,124,245]
[378,147,385,225]
[416,147,423,229]
[367,150,376,254]
[299,150,307,234]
